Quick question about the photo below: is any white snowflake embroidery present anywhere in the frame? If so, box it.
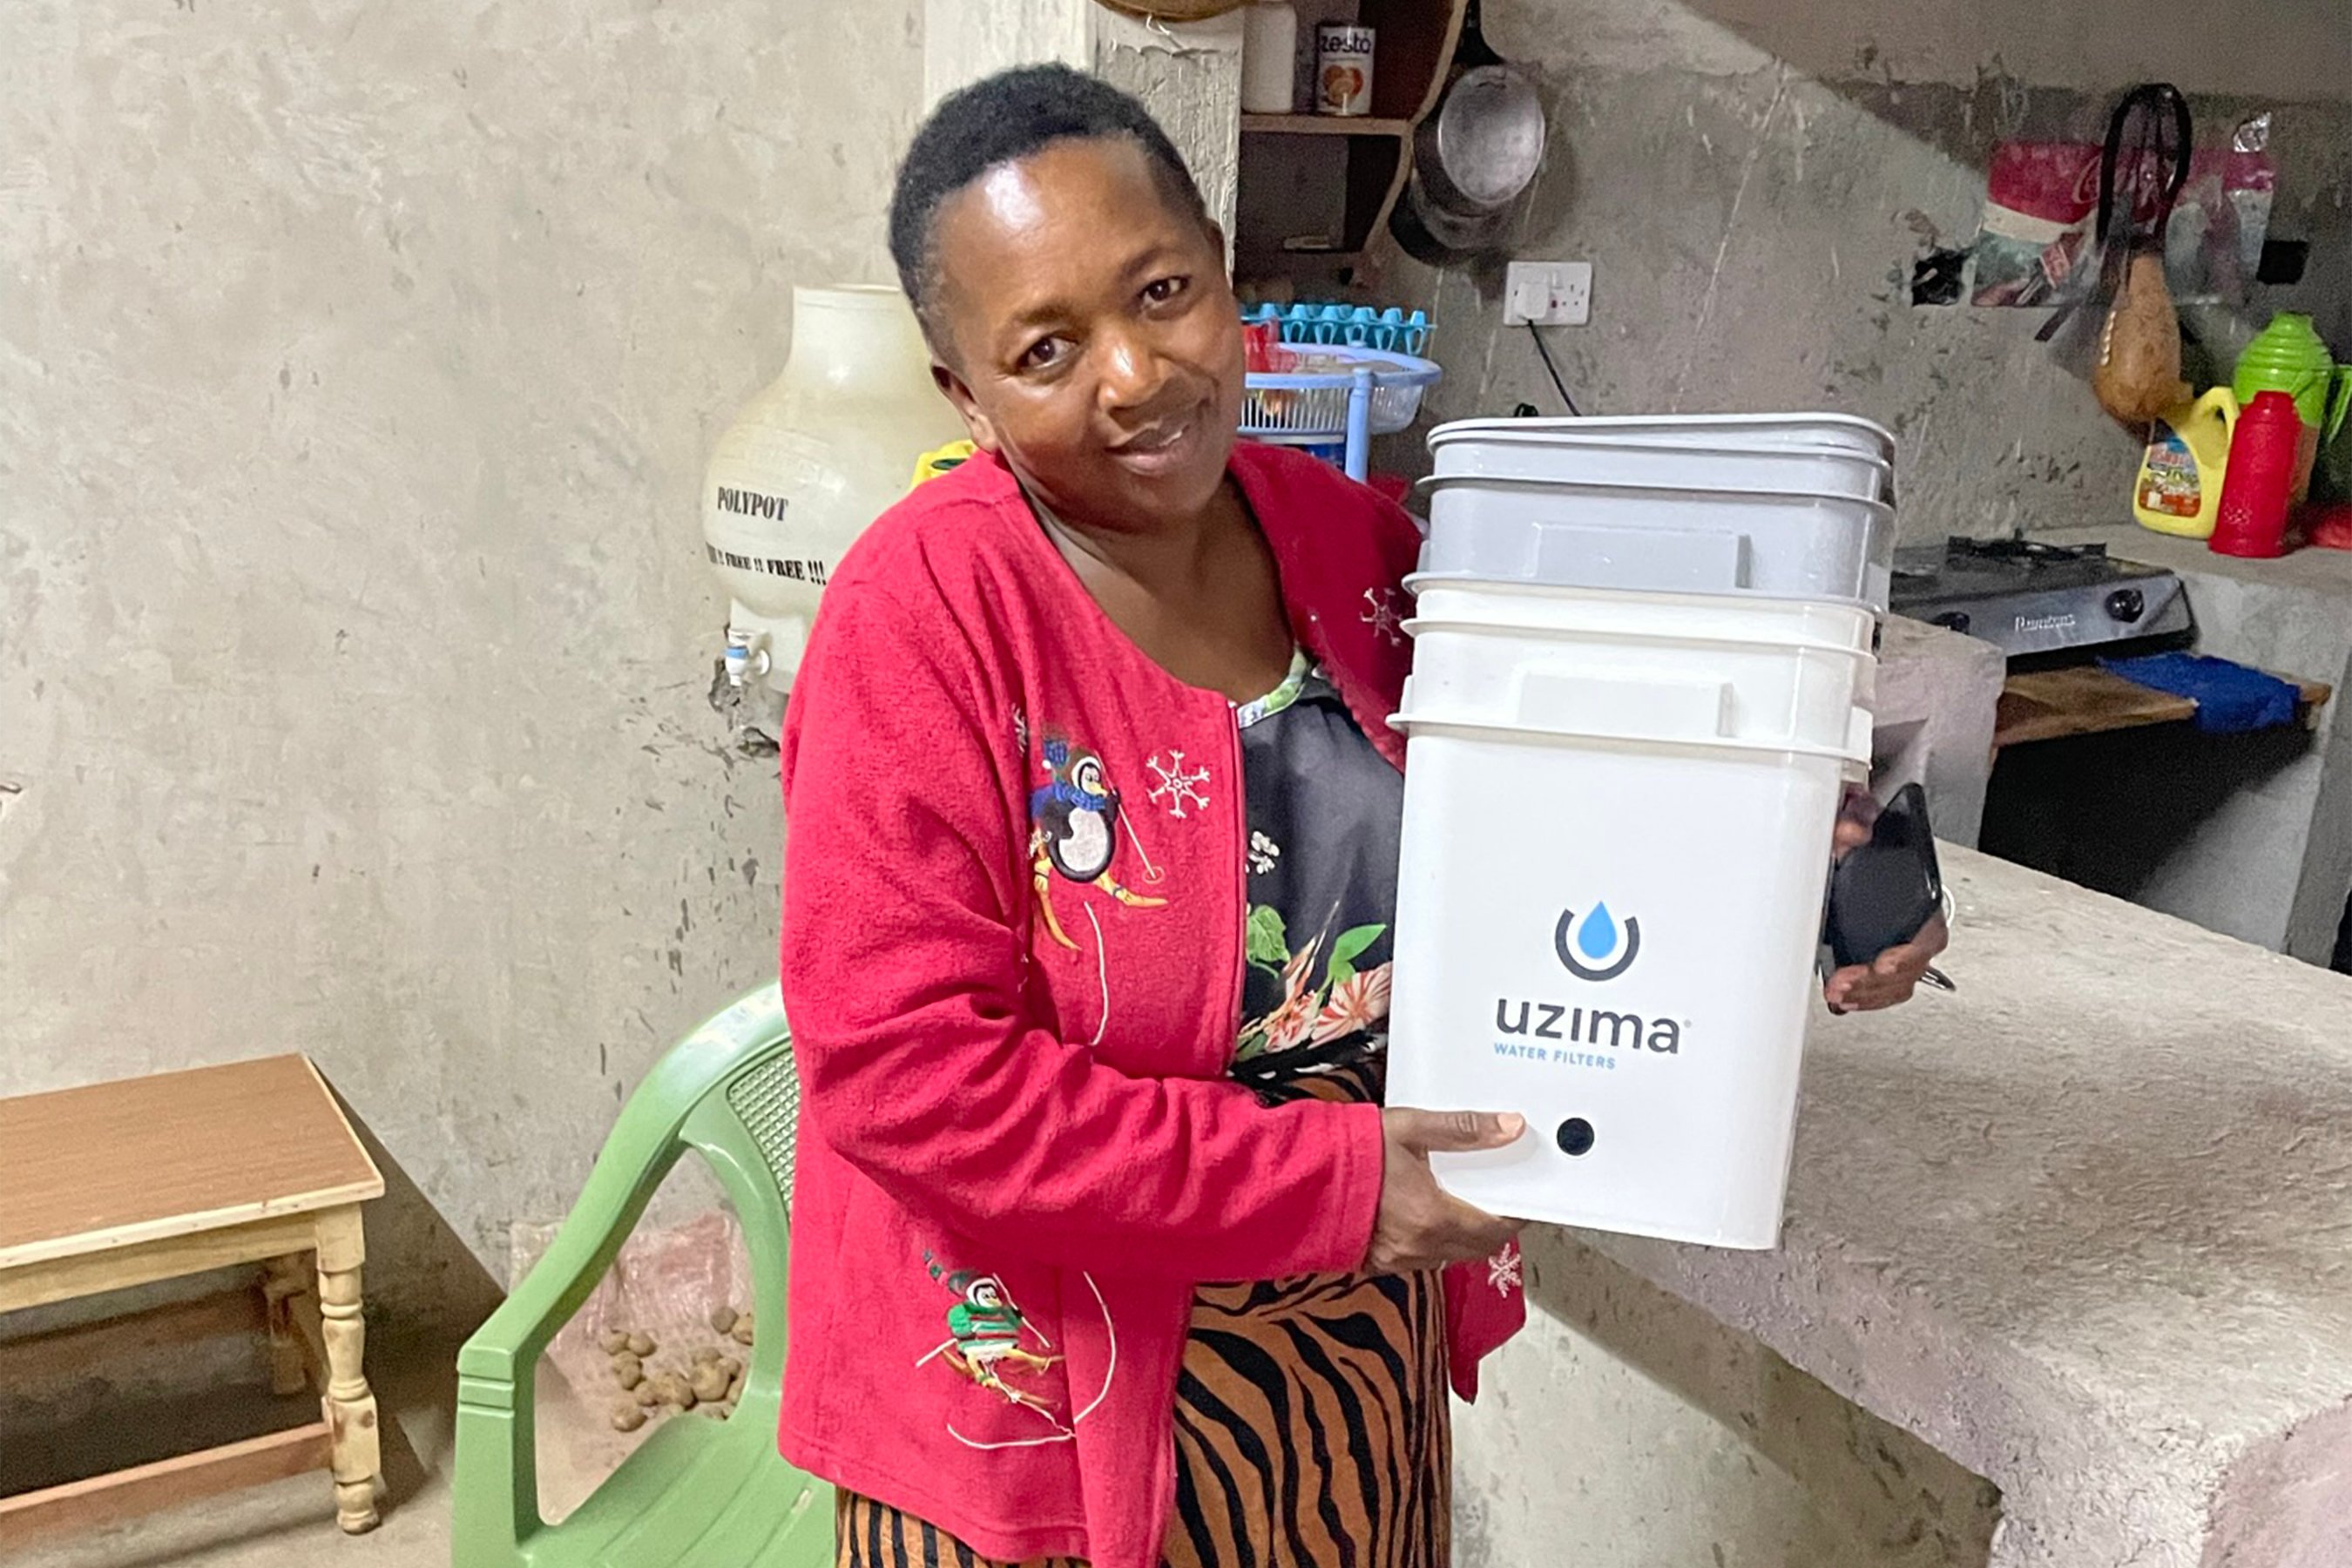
[1247,830,1281,876]
[1487,1240,1523,1297]
[1145,750,1211,819]
[1361,586,1406,647]
[1012,706,1029,754]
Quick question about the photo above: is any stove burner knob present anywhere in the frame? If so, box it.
[1929,610,1971,634]
[2105,587,2146,623]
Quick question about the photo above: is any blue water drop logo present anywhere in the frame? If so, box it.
[1555,902,1642,982]
[1578,902,1619,961]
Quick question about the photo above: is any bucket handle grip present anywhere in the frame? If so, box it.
[1516,671,1734,742]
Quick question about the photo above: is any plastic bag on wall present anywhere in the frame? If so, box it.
[1970,115,2274,308]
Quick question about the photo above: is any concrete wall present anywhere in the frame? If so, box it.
[1394,0,2352,544]
[1,0,924,1326]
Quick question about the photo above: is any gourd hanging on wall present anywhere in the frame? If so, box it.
[2097,252,2191,423]
[2087,84,2195,424]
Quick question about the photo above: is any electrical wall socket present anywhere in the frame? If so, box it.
[1504,260,1592,327]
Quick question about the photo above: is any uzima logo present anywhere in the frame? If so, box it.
[1497,900,1679,1056]
[1555,902,1639,982]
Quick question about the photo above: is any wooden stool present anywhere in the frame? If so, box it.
[0,1056,387,1545]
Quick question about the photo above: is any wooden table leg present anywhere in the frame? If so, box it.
[260,1256,311,1396]
[313,1207,382,1534]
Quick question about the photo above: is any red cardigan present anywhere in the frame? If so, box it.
[777,442,1524,1568]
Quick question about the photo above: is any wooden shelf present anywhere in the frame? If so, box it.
[1231,0,1468,282]
[1241,114,1413,139]
[1994,664,2334,750]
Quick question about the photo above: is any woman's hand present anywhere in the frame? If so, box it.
[1831,783,1881,859]
[1367,1109,1524,1274]
[1823,913,1950,1013]
[1823,783,1949,1012]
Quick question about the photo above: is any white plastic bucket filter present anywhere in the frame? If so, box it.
[1384,713,1848,1248]
[1393,408,1898,1247]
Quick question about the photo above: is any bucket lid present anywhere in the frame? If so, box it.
[1428,430,1892,472]
[1429,411,1896,456]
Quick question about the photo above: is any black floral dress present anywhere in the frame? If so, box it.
[840,651,1447,1568]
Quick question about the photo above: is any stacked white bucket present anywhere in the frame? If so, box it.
[1386,413,1897,1249]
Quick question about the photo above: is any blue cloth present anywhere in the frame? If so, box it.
[2099,652,2301,735]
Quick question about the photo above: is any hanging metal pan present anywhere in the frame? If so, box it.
[1415,62,1545,218]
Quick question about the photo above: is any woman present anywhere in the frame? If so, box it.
[778,65,1943,1568]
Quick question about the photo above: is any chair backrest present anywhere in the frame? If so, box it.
[453,984,814,1566]
[675,1001,800,1410]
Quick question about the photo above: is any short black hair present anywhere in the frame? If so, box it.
[887,64,1209,338]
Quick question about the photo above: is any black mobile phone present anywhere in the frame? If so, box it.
[1821,783,1943,971]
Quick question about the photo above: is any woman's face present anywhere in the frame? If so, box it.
[925,137,1243,534]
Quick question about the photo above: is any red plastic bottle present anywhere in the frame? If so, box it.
[2210,390,2302,558]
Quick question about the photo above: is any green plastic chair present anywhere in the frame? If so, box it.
[451,984,832,1568]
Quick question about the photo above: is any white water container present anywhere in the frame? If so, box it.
[701,286,967,692]
[1401,622,1875,750]
[1430,411,1896,460]
[1429,431,1891,501]
[1383,706,1850,1247]
[1418,476,1895,611]
[1405,578,1876,654]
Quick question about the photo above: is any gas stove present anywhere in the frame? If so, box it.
[1887,537,2193,658]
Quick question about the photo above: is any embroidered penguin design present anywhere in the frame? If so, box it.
[1028,735,1165,951]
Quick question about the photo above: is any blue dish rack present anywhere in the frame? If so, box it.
[1240,304,1442,482]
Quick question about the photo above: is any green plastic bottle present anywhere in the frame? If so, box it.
[2232,312,2352,500]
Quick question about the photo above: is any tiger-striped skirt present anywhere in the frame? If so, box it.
[835,1266,1450,1568]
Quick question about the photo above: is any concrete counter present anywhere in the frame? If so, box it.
[1460,844,2352,1567]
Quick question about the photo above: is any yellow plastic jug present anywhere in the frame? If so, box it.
[2134,387,2239,537]
[909,438,977,490]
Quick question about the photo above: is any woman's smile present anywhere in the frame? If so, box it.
[1106,402,1208,477]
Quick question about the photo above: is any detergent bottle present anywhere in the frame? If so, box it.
[2134,387,2239,537]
